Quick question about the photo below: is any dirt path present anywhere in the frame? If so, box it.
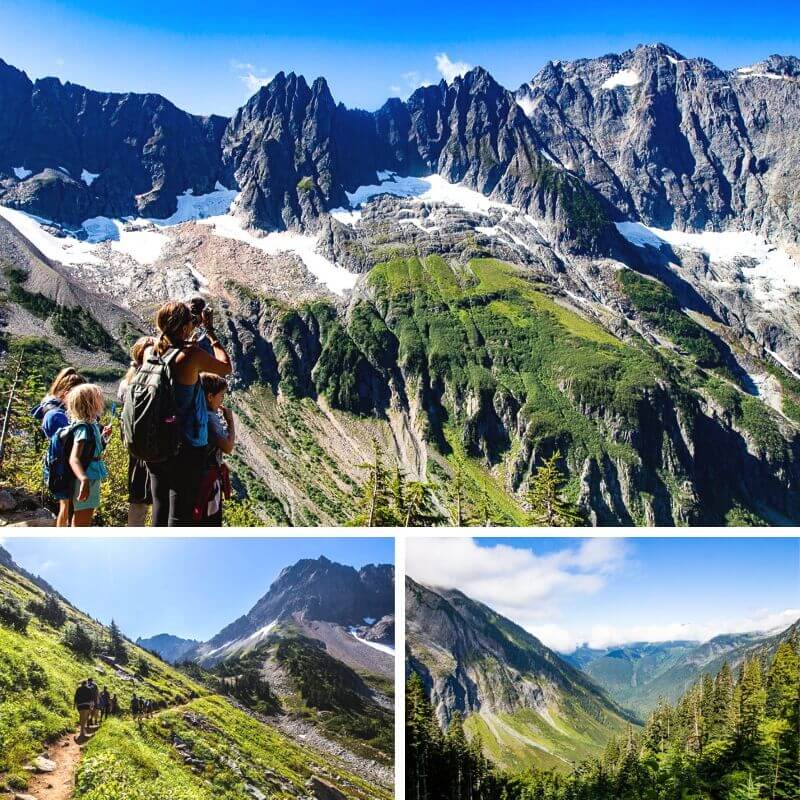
[22,731,83,800]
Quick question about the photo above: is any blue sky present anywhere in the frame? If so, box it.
[2,537,393,641]
[407,538,799,652]
[1,1,798,115]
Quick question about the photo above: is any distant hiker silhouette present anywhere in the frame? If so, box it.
[74,679,94,739]
[99,685,111,721]
[118,336,156,527]
[136,301,232,526]
[131,693,141,721]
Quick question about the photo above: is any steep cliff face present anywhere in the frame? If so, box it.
[0,59,227,223]
[221,67,621,254]
[517,43,800,245]
[406,578,632,770]
[221,252,800,525]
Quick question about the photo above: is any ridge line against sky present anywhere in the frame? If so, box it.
[1,0,799,115]
[0,537,394,642]
[406,538,800,653]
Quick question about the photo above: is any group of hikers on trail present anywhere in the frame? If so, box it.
[33,296,235,527]
[73,678,117,739]
[73,679,155,738]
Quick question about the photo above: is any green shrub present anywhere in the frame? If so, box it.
[0,594,29,632]
[26,594,67,628]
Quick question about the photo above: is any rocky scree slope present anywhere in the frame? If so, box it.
[405,577,632,771]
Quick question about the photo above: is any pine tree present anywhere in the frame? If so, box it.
[403,481,440,526]
[62,622,94,658]
[108,619,128,664]
[525,451,583,526]
[712,661,736,737]
[738,658,766,747]
[350,439,400,526]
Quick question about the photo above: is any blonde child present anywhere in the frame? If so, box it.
[66,384,112,527]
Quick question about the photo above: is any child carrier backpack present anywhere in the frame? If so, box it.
[121,348,181,463]
[44,422,97,497]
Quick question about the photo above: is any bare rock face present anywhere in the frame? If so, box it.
[0,58,227,222]
[221,68,622,255]
[516,43,800,245]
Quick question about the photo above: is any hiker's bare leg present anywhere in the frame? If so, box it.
[72,508,95,527]
[79,708,89,738]
[127,502,149,526]
[56,499,71,527]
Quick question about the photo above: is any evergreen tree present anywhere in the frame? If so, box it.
[62,622,94,658]
[108,619,128,664]
[738,658,766,747]
[403,481,441,526]
[525,451,583,526]
[350,439,401,526]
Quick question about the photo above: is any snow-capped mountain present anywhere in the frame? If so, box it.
[2,46,800,526]
[188,556,395,667]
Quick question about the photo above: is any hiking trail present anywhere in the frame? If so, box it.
[20,730,81,800]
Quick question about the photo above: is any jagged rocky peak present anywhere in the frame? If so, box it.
[518,43,800,244]
[0,60,228,223]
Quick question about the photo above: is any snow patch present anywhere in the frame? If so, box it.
[81,169,100,186]
[330,208,363,225]
[82,216,167,265]
[602,69,641,89]
[0,205,102,265]
[516,94,536,117]
[363,617,376,625]
[200,213,357,296]
[616,222,800,305]
[335,171,515,220]
[151,184,238,226]
[13,166,32,180]
[348,628,395,656]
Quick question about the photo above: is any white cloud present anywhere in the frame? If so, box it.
[435,53,472,82]
[230,59,273,95]
[37,560,56,574]
[241,72,273,93]
[407,537,627,642]
[581,608,800,652]
[407,538,798,655]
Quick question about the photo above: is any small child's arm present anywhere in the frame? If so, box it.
[69,439,91,501]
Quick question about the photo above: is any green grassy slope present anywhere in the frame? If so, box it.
[0,561,389,800]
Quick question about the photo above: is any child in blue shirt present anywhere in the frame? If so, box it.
[66,384,112,527]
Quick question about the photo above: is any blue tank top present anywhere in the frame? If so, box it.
[173,381,208,447]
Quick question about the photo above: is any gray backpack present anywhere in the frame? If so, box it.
[121,348,181,463]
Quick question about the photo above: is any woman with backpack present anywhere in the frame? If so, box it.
[144,301,231,526]
[118,336,155,526]
[66,383,112,527]
[32,368,86,526]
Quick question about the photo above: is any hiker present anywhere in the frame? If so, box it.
[66,384,112,527]
[99,685,111,721]
[87,677,100,726]
[74,679,94,739]
[195,373,236,525]
[188,296,215,354]
[131,693,141,721]
[110,693,119,716]
[144,301,231,526]
[117,336,155,526]
[32,368,86,526]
